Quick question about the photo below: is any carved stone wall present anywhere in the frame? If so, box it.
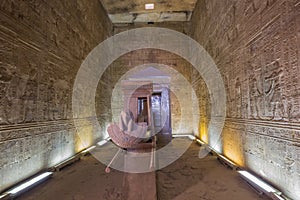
[190,0,300,198]
[0,0,112,192]
[113,21,190,35]
[96,49,209,135]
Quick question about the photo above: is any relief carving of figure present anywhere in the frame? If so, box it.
[261,0,277,10]
[264,61,284,120]
[225,5,238,43]
[244,0,278,18]
[37,83,49,121]
[281,95,293,121]
[1,66,29,124]
[0,66,12,124]
[54,80,70,120]
[47,80,57,120]
[8,74,26,123]
[20,69,38,123]
[224,74,233,117]
[60,89,69,119]
[235,77,242,118]
[249,73,263,119]
[244,0,260,17]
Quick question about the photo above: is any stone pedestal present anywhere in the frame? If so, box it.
[123,139,157,200]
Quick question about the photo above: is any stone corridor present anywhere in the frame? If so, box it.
[0,0,299,199]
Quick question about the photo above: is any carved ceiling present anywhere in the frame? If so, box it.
[98,0,198,23]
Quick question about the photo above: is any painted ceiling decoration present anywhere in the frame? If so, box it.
[99,0,198,23]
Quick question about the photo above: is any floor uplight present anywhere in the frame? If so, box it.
[7,172,53,195]
[0,193,9,199]
[218,154,237,167]
[81,146,96,154]
[145,3,154,10]
[173,134,195,140]
[97,137,110,146]
[188,135,196,140]
[272,193,286,200]
[237,170,278,193]
[196,138,205,145]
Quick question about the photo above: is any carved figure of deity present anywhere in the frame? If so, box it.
[249,73,262,119]
[0,82,10,124]
[235,77,242,118]
[47,80,57,120]
[60,89,69,119]
[281,95,293,121]
[21,69,38,123]
[21,80,37,123]
[0,65,12,124]
[244,0,260,16]
[264,61,284,120]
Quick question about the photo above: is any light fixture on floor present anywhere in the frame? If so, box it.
[195,138,216,155]
[6,172,53,197]
[237,170,278,193]
[188,135,196,140]
[81,145,96,154]
[271,193,287,200]
[53,155,80,171]
[97,137,111,146]
[145,3,154,10]
[203,143,217,154]
[217,154,238,170]
[172,134,195,140]
[237,170,287,200]
[172,134,190,137]
[0,193,9,200]
[195,138,288,199]
[196,138,205,145]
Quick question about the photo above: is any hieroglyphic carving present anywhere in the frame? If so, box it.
[249,69,263,119]
[244,0,260,17]
[244,0,278,18]
[57,81,70,120]
[281,23,300,122]
[1,67,29,124]
[21,69,38,123]
[0,65,12,125]
[262,0,278,11]
[235,77,242,118]
[0,61,72,124]
[46,79,70,120]
[60,89,70,119]
[247,60,287,121]
[36,82,48,121]
[190,0,300,198]
[224,61,244,118]
[225,74,246,119]
[224,4,238,44]
[245,32,292,121]
[264,60,284,120]
[0,0,113,193]
[48,80,58,120]
[224,73,231,118]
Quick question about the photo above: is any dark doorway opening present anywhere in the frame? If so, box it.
[137,97,149,125]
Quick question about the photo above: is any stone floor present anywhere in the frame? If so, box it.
[156,139,268,200]
[17,139,269,200]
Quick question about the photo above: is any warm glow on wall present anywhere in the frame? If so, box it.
[223,150,244,166]
[199,119,208,143]
[222,128,244,166]
[75,125,94,152]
